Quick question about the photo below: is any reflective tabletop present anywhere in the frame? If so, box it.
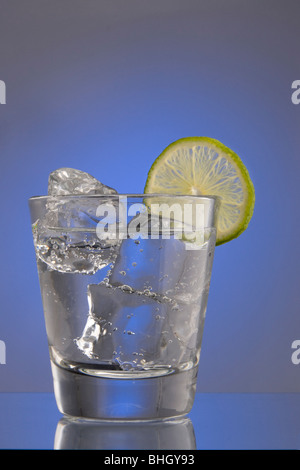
[0,393,299,450]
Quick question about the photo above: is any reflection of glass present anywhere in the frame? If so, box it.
[29,195,217,420]
[54,416,196,450]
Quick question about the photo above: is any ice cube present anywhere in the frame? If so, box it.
[75,284,169,368]
[75,283,206,370]
[48,168,117,196]
[159,301,205,367]
[33,221,120,274]
[109,237,185,294]
[169,233,216,304]
[33,168,122,274]
[108,230,216,304]
[46,167,118,236]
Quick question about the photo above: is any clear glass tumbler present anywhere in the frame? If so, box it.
[29,194,217,419]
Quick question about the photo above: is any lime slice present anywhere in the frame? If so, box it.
[144,137,255,245]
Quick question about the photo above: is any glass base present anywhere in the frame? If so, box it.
[51,361,198,420]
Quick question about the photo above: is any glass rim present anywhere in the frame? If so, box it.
[28,193,219,202]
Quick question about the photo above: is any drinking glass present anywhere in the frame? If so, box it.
[29,194,217,419]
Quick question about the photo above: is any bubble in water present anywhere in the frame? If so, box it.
[119,362,132,371]
[119,285,134,294]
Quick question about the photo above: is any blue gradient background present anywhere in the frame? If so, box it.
[0,0,299,393]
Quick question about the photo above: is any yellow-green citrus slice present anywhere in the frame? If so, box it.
[144,137,255,245]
